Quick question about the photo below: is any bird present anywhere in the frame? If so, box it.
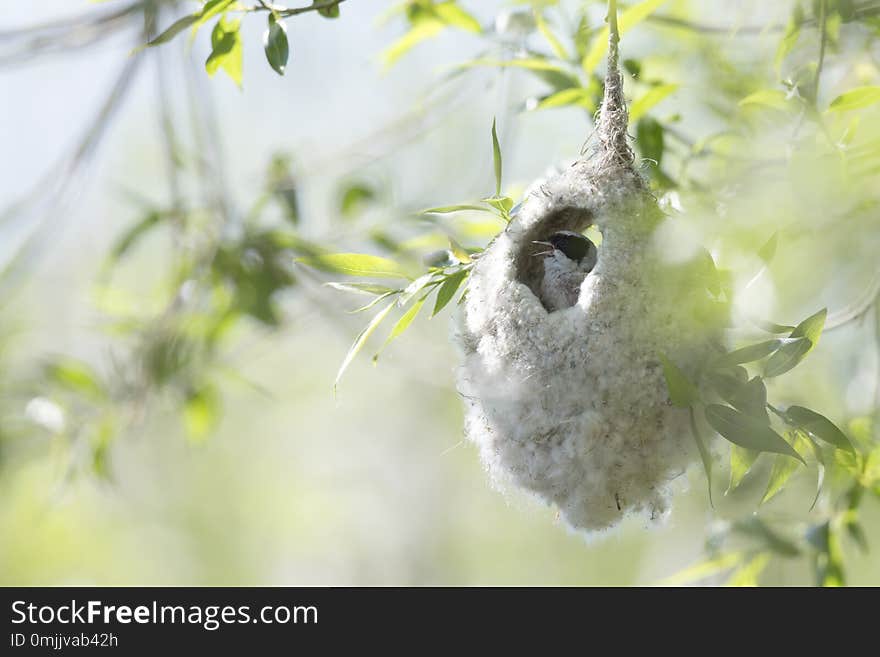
[534,230,598,312]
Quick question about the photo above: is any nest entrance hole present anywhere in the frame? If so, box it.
[514,206,598,310]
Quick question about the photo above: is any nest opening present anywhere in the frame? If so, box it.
[513,206,596,312]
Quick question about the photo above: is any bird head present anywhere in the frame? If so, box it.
[533,230,597,267]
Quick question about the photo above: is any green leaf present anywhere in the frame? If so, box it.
[298,253,411,279]
[582,0,669,74]
[491,118,502,197]
[758,231,778,264]
[263,14,290,76]
[147,14,200,46]
[763,338,811,378]
[728,376,769,423]
[705,404,805,463]
[636,117,665,165]
[374,295,427,362]
[314,1,341,18]
[325,282,397,296]
[348,291,398,314]
[335,301,396,391]
[205,15,243,87]
[339,183,376,216]
[433,2,481,33]
[762,431,810,504]
[791,307,827,343]
[828,86,880,112]
[728,444,760,493]
[775,20,801,72]
[764,308,827,377]
[659,552,744,585]
[381,20,444,68]
[449,238,472,264]
[785,406,853,451]
[749,317,795,334]
[483,196,514,216]
[658,353,699,407]
[739,89,790,111]
[533,11,569,60]
[734,517,801,557]
[44,358,106,400]
[421,204,490,214]
[715,340,781,367]
[689,407,714,507]
[108,211,164,264]
[629,83,679,122]
[432,269,468,316]
[183,385,219,443]
[534,87,594,111]
[726,553,771,587]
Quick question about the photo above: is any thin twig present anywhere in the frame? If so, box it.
[248,0,348,18]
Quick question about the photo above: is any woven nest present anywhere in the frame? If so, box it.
[454,38,719,533]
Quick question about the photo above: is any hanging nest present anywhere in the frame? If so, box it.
[454,29,721,533]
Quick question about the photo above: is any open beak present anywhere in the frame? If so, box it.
[531,240,555,257]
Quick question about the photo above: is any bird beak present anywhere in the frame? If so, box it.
[531,240,555,257]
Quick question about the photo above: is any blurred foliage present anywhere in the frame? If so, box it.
[1,0,880,585]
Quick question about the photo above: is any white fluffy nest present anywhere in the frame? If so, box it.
[454,158,716,533]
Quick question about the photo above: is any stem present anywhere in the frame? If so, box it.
[608,0,619,65]
[814,0,828,103]
[248,0,347,18]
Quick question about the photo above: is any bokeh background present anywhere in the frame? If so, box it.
[1,0,879,585]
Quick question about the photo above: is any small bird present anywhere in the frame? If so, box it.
[534,231,598,311]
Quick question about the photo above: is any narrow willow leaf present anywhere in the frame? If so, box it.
[108,211,163,263]
[183,385,219,443]
[456,57,572,73]
[728,444,760,493]
[803,434,826,510]
[314,0,341,18]
[659,552,744,586]
[734,517,801,557]
[533,11,569,60]
[762,431,810,504]
[636,117,665,165]
[491,118,502,197]
[433,2,481,33]
[483,196,513,216]
[748,317,795,334]
[763,337,811,377]
[791,307,827,343]
[347,291,398,314]
[658,353,699,407]
[705,405,805,463]
[726,553,770,587]
[325,282,397,297]
[828,86,880,112]
[775,21,800,72]
[785,405,853,451]
[432,270,468,316]
[689,407,714,508]
[764,308,827,377]
[728,377,769,424]
[582,0,669,74]
[374,295,428,362]
[715,340,781,367]
[449,238,472,264]
[739,89,790,111]
[758,231,778,264]
[629,83,679,122]
[205,16,243,87]
[381,20,444,68]
[147,14,200,46]
[298,253,411,279]
[335,301,396,391]
[398,273,437,306]
[534,87,594,111]
[44,358,106,400]
[263,14,290,76]
[421,204,490,214]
